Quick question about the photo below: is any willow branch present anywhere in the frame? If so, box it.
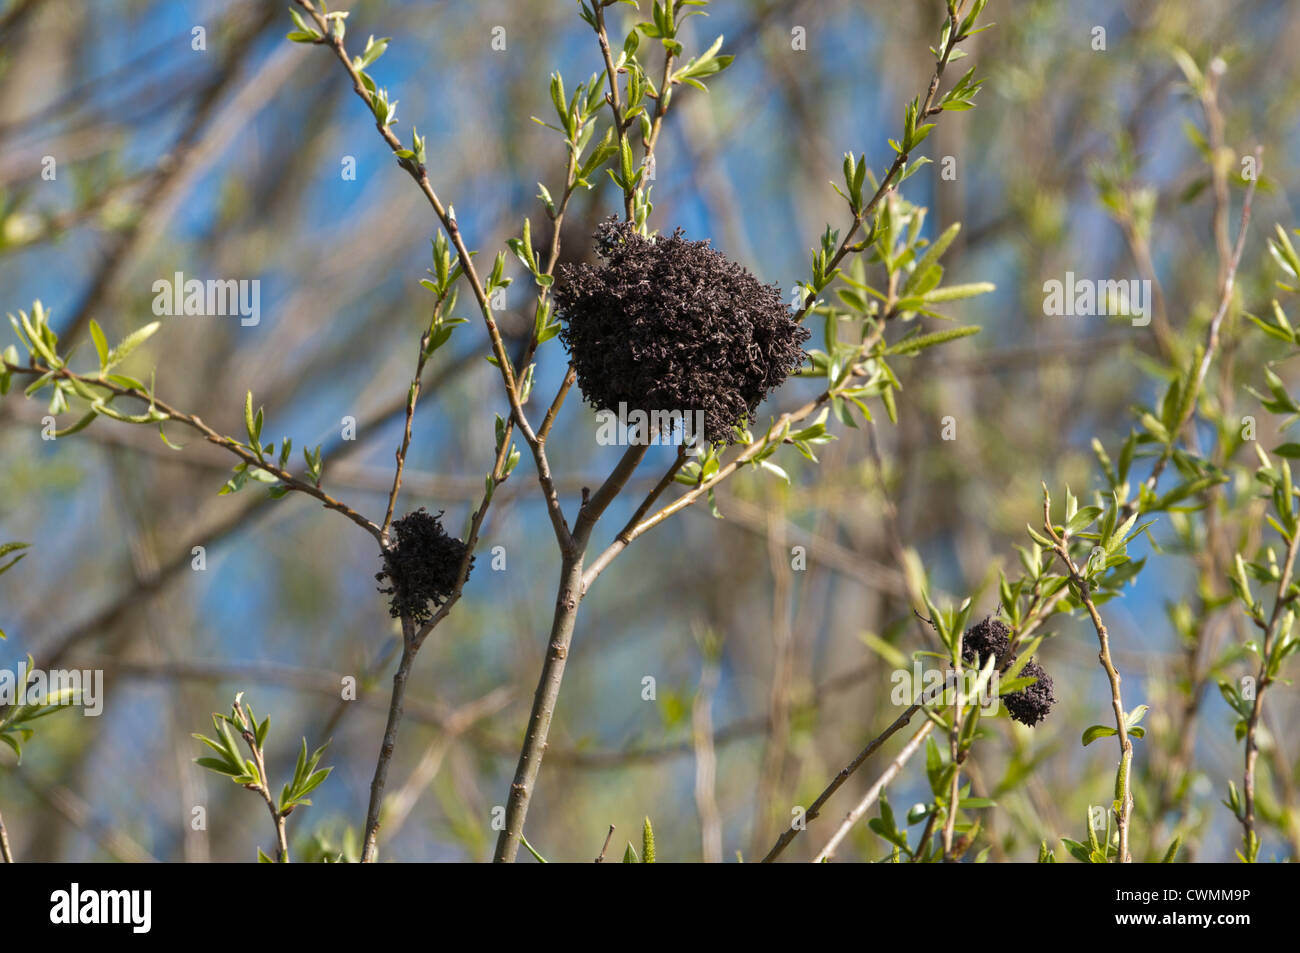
[812,720,936,863]
[1242,525,1300,855]
[361,620,417,863]
[293,0,573,550]
[5,361,382,541]
[0,806,13,863]
[1043,499,1132,862]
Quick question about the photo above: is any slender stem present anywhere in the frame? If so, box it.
[760,702,922,862]
[592,2,634,220]
[582,446,688,590]
[232,697,289,862]
[493,445,649,862]
[786,5,966,328]
[594,824,616,863]
[1242,527,1300,857]
[812,720,936,863]
[539,367,576,444]
[637,1,680,194]
[0,806,13,863]
[1043,500,1132,862]
[941,655,962,861]
[575,4,970,589]
[362,620,417,863]
[382,299,442,541]
[493,553,587,862]
[576,445,650,536]
[4,362,382,542]
[912,809,941,862]
[293,0,574,552]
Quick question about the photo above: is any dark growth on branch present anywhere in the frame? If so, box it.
[376,508,471,625]
[554,218,810,444]
[961,616,1057,727]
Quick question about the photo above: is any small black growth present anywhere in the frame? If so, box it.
[376,508,472,625]
[554,218,810,445]
[960,616,1057,727]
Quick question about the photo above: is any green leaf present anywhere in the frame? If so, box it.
[354,35,390,70]
[1064,505,1103,536]
[89,320,109,370]
[0,542,30,577]
[1082,724,1117,746]
[195,756,242,776]
[54,411,98,438]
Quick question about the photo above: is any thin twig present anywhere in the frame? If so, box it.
[293,0,573,551]
[380,687,514,844]
[230,696,290,862]
[493,444,649,863]
[582,445,688,592]
[1043,498,1132,862]
[0,806,13,863]
[760,702,923,862]
[941,649,962,861]
[594,824,616,863]
[592,2,634,220]
[576,5,977,583]
[4,362,383,541]
[381,293,448,541]
[1241,523,1300,856]
[362,621,417,863]
[812,720,936,863]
